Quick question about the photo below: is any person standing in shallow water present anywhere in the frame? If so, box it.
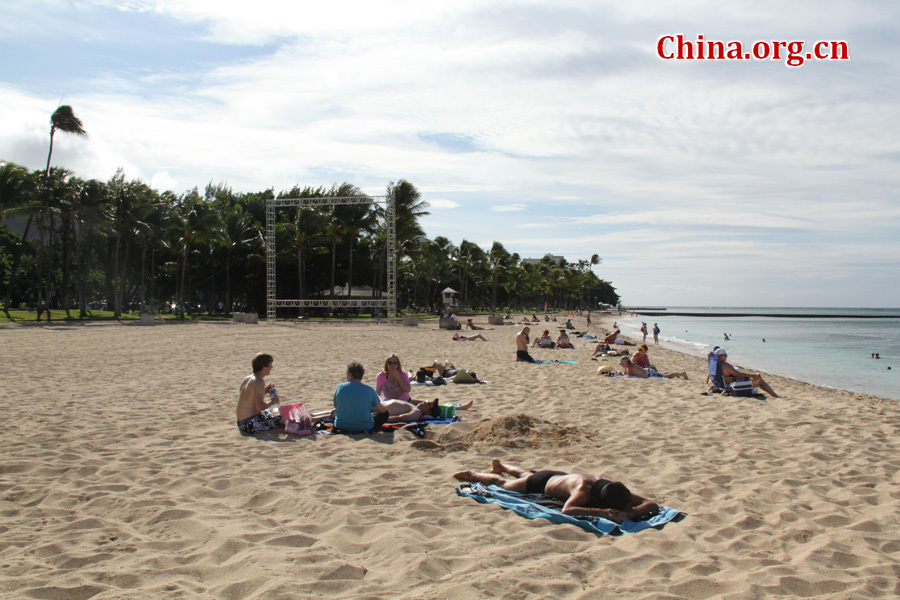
[652,323,660,345]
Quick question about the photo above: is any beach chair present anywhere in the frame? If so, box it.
[705,347,759,397]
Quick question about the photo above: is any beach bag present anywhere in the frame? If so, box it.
[279,402,314,435]
[730,380,755,397]
[451,371,477,384]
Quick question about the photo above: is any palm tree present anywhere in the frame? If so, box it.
[45,106,87,178]
[73,179,110,317]
[222,203,261,313]
[488,241,511,312]
[0,162,28,224]
[170,191,219,318]
[4,106,86,315]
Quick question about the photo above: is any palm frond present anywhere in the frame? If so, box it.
[51,105,87,137]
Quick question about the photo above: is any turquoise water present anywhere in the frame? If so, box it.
[616,308,900,400]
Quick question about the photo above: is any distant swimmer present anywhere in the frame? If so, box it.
[724,333,730,341]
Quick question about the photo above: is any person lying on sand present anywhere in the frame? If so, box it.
[453,459,659,523]
[619,357,688,379]
[382,398,474,422]
[236,353,284,435]
[466,318,493,330]
[604,329,635,346]
[516,327,535,363]
[592,342,628,357]
[715,348,780,397]
[453,332,487,341]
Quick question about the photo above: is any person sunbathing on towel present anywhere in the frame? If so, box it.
[604,329,635,346]
[382,398,473,422]
[453,459,659,523]
[453,332,487,341]
[591,342,627,357]
[619,357,688,379]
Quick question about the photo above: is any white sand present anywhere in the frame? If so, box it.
[1,316,899,599]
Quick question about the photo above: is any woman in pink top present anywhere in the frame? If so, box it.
[631,344,655,370]
[375,355,412,401]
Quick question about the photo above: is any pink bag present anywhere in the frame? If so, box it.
[279,402,314,435]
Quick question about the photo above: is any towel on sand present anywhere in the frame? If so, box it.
[317,415,460,435]
[455,483,685,536]
[532,359,578,364]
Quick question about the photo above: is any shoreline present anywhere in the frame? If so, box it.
[3,317,900,598]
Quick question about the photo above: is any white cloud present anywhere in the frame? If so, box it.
[0,0,898,306]
[428,198,461,210]
[491,204,528,212]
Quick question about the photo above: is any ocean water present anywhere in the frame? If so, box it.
[614,308,900,400]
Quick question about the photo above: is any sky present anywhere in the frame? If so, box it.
[1,0,899,308]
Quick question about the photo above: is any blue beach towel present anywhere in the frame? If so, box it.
[455,483,685,536]
[532,359,578,364]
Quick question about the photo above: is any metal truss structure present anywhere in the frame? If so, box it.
[265,196,396,323]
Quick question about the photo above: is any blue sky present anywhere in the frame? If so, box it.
[1,0,899,307]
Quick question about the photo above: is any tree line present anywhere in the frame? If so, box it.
[0,108,619,319]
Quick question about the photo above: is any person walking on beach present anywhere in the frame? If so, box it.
[586,311,591,328]
[236,353,283,435]
[652,323,660,345]
[516,327,535,362]
[453,459,659,523]
[640,322,648,342]
[714,348,780,398]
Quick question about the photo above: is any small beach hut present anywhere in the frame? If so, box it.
[441,287,458,310]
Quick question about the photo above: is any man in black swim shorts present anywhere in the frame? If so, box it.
[453,458,659,523]
[516,327,536,363]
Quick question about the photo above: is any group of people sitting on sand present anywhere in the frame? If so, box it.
[529,329,574,349]
[236,353,475,436]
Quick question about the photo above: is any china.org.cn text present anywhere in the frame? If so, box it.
[657,35,849,67]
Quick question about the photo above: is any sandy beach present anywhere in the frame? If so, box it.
[2,314,900,599]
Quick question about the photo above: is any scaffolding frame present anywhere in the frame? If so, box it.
[265,196,396,323]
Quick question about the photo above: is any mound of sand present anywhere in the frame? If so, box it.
[437,414,592,452]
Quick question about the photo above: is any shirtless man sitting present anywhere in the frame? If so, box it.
[453,459,659,523]
[619,357,689,379]
[516,327,535,362]
[236,353,283,435]
[715,348,779,397]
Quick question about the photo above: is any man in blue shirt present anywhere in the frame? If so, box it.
[333,361,389,432]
